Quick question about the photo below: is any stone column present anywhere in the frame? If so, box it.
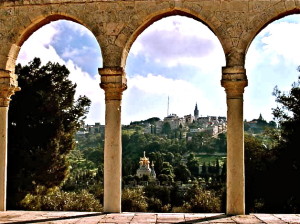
[99,67,127,213]
[221,66,248,215]
[0,70,20,211]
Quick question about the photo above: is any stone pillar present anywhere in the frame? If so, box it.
[221,66,248,215]
[0,70,20,211]
[99,67,127,213]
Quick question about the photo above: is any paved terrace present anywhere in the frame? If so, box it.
[1,212,300,224]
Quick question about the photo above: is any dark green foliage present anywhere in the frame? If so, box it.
[144,185,171,206]
[244,69,300,213]
[161,122,171,135]
[267,73,300,212]
[122,189,148,212]
[244,134,277,212]
[20,186,102,212]
[174,164,191,182]
[183,184,221,212]
[146,197,163,212]
[7,58,91,208]
[186,153,200,177]
[130,117,161,125]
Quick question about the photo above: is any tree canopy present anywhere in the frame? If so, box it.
[7,58,91,208]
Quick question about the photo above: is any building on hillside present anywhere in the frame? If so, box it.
[138,103,227,137]
[76,122,105,136]
[184,114,194,124]
[87,122,101,134]
[197,116,211,124]
[189,127,203,133]
[163,114,185,130]
[136,152,156,180]
[218,116,227,123]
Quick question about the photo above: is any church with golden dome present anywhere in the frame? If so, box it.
[136,152,156,179]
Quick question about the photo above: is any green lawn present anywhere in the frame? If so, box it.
[195,154,227,166]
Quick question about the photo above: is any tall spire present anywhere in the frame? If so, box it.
[194,102,199,119]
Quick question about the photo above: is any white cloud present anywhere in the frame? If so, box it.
[122,73,226,124]
[66,60,104,124]
[17,21,105,125]
[247,21,300,71]
[261,22,300,65]
[17,24,63,65]
[245,16,300,122]
[59,20,95,37]
[130,16,225,70]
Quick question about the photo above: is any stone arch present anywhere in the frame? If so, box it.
[121,8,226,67]
[5,13,102,73]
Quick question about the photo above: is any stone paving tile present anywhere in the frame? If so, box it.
[231,215,264,224]
[207,218,236,223]
[254,214,287,224]
[99,213,135,223]
[73,216,103,224]
[157,213,185,223]
[274,214,300,223]
[185,214,232,223]
[131,215,156,223]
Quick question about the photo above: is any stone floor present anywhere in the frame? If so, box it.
[1,211,300,224]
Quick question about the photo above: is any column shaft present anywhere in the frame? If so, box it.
[99,67,126,213]
[226,97,245,215]
[0,107,8,211]
[104,100,122,212]
[221,66,247,215]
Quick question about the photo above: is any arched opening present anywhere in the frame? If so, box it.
[122,15,226,212]
[245,14,300,213]
[7,19,104,210]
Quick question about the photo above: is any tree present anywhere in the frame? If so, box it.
[267,70,300,212]
[7,58,91,208]
[122,189,148,212]
[174,164,191,182]
[244,69,300,213]
[187,153,200,177]
[244,133,276,212]
[183,184,221,212]
[215,133,226,153]
[162,122,171,135]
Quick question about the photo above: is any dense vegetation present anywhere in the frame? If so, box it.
[7,59,300,213]
[245,70,300,213]
[7,58,91,209]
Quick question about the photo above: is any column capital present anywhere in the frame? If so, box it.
[99,67,127,101]
[0,70,20,107]
[221,66,248,99]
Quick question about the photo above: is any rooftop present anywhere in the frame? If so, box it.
[1,211,300,223]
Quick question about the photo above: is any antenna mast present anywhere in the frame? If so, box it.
[167,96,169,116]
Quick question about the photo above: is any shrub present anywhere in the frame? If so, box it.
[21,186,102,212]
[183,185,221,212]
[122,188,148,212]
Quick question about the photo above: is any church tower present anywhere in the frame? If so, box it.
[136,152,156,180]
[194,103,199,119]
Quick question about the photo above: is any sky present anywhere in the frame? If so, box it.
[17,15,300,125]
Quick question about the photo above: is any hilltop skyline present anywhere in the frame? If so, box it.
[17,15,300,125]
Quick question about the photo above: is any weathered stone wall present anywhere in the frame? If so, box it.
[0,0,299,72]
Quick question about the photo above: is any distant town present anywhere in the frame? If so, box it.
[77,103,227,138]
